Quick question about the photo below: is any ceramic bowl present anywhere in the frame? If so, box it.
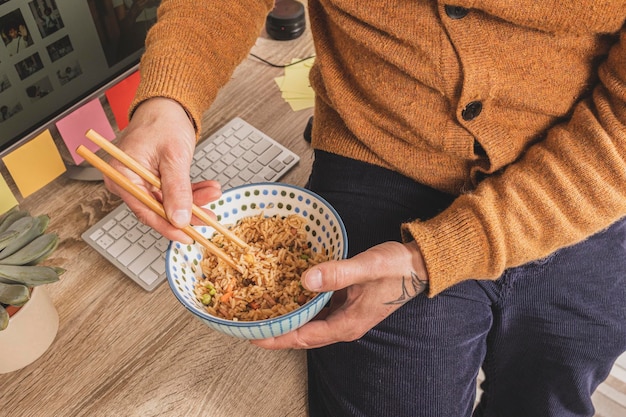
[166,182,347,339]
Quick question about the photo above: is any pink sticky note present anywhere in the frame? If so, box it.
[2,130,66,198]
[56,98,116,165]
[105,70,140,131]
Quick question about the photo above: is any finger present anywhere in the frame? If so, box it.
[251,308,361,350]
[190,180,222,206]
[302,242,417,293]
[301,255,374,293]
[133,204,194,244]
[105,168,193,244]
[159,148,195,228]
[251,319,338,350]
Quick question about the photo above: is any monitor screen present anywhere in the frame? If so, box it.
[0,0,160,158]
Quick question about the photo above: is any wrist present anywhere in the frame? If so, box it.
[132,97,197,136]
[405,240,429,282]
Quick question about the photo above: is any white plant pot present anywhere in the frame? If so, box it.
[0,286,59,374]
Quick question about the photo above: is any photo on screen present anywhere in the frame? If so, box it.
[88,0,160,67]
[0,73,10,93]
[25,75,53,102]
[0,99,23,123]
[29,0,64,38]
[14,51,43,80]
[56,60,81,85]
[0,8,34,57]
[46,34,73,62]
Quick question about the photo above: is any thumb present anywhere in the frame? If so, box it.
[301,241,423,293]
[160,155,194,228]
[302,257,366,292]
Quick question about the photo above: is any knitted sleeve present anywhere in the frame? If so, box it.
[129,0,274,135]
[404,26,626,296]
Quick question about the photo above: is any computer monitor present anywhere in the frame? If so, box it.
[0,0,160,165]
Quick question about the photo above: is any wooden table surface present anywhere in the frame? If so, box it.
[1,17,316,417]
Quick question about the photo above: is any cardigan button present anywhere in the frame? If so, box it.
[462,101,483,121]
[444,5,469,19]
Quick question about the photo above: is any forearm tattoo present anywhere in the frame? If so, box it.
[385,271,429,305]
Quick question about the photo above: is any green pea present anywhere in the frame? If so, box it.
[201,294,212,305]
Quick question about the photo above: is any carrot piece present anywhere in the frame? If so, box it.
[220,291,234,303]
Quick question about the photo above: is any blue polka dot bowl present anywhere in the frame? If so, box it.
[166,182,347,340]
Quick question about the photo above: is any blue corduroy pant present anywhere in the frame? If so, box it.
[306,150,626,417]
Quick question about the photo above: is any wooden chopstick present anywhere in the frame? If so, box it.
[84,129,248,250]
[76,144,243,272]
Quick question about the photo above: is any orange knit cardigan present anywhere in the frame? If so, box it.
[133,0,626,296]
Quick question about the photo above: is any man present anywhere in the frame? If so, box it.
[105,1,626,416]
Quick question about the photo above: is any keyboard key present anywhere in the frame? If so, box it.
[240,137,254,150]
[233,158,248,171]
[238,169,254,182]
[129,247,161,275]
[109,225,127,240]
[230,146,245,158]
[202,168,219,180]
[126,229,143,243]
[223,166,239,178]
[114,210,129,222]
[190,165,202,179]
[120,215,138,230]
[102,218,117,231]
[155,239,169,252]
[139,234,157,249]
[196,158,211,170]
[269,159,286,172]
[216,142,231,155]
[212,160,227,173]
[153,257,166,275]
[258,145,282,165]
[221,153,236,165]
[233,125,253,140]
[207,152,221,162]
[118,244,143,266]
[140,268,159,286]
[215,173,230,185]
[248,161,263,173]
[89,229,105,241]
[242,150,257,163]
[96,234,115,249]
[230,119,243,130]
[225,177,241,188]
[252,139,271,155]
[137,223,152,233]
[108,238,131,257]
[249,132,262,142]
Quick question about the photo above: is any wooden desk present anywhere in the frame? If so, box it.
[1,23,315,417]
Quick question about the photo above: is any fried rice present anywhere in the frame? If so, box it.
[195,213,328,321]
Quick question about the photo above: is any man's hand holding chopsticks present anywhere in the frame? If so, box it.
[103,97,222,243]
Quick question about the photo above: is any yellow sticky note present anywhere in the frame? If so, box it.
[282,67,313,96]
[287,97,316,111]
[275,58,315,111]
[2,130,66,198]
[274,75,285,89]
[0,173,18,214]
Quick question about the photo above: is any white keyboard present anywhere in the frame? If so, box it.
[81,117,300,291]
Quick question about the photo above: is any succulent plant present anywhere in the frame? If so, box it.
[0,206,64,331]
